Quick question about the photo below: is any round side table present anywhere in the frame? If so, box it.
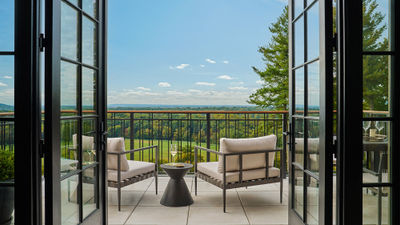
[160,163,193,206]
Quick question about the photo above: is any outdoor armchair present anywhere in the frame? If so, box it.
[106,137,158,211]
[194,135,284,212]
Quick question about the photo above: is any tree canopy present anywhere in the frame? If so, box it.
[248,6,289,110]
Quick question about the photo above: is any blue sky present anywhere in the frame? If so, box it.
[108,0,287,105]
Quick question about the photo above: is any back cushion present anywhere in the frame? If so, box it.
[217,135,277,173]
[107,137,130,171]
[72,134,95,162]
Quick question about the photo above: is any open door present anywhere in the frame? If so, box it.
[44,0,107,224]
[287,0,333,224]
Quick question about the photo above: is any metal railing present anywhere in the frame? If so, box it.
[106,110,288,167]
[0,110,289,167]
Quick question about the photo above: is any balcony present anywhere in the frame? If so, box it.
[107,175,289,225]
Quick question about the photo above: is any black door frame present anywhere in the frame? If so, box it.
[336,0,400,224]
[288,0,333,224]
[14,0,42,224]
[43,0,108,224]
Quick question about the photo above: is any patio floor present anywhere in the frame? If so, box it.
[107,175,289,225]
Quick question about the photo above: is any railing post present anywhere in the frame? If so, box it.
[206,113,211,162]
[283,113,288,178]
[130,112,134,160]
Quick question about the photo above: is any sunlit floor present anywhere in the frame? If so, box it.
[107,176,289,225]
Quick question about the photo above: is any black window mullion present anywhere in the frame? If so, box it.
[77,0,84,222]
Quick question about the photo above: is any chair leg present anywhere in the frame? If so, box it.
[155,172,158,195]
[280,178,283,203]
[195,175,198,196]
[118,186,121,211]
[223,188,226,213]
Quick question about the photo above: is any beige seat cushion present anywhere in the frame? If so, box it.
[198,162,280,183]
[218,135,277,173]
[108,160,155,182]
[107,137,130,171]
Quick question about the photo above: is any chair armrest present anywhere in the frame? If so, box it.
[107,145,158,155]
[222,149,282,156]
[194,146,223,156]
[363,167,380,176]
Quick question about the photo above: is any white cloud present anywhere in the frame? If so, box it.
[256,80,264,85]
[158,82,171,87]
[217,75,233,80]
[137,87,151,91]
[200,65,205,68]
[223,60,229,64]
[205,58,216,64]
[196,82,216,86]
[176,64,190,69]
[108,89,252,105]
[166,90,189,96]
[170,64,190,70]
[0,82,7,87]
[229,86,248,90]
[3,76,12,79]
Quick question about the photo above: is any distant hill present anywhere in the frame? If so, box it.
[107,104,265,111]
[0,104,14,112]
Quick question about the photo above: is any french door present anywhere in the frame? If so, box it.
[288,0,333,225]
[44,0,107,224]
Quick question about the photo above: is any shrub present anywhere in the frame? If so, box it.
[0,150,14,181]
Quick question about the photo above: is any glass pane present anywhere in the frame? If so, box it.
[82,119,97,166]
[0,56,14,110]
[308,61,320,116]
[294,0,304,18]
[362,55,390,115]
[306,176,319,225]
[294,17,304,67]
[307,119,319,173]
[82,166,97,218]
[363,121,390,184]
[83,0,97,19]
[66,0,79,7]
[363,187,391,225]
[61,61,78,115]
[294,167,304,218]
[0,0,14,51]
[82,16,97,66]
[82,67,96,114]
[307,1,319,61]
[294,118,304,166]
[61,120,78,177]
[362,0,390,51]
[61,175,79,225]
[61,2,79,61]
[295,67,305,114]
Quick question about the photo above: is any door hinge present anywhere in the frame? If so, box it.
[332,33,338,52]
[39,33,46,52]
[39,139,45,158]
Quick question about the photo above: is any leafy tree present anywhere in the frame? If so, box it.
[248,6,289,110]
[362,0,389,111]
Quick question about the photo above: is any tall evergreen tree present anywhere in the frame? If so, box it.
[248,6,288,110]
[362,0,389,111]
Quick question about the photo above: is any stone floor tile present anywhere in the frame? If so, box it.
[191,191,241,207]
[107,205,135,224]
[238,191,288,206]
[188,207,249,225]
[244,206,288,224]
[125,206,188,225]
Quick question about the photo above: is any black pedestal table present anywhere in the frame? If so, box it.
[160,163,193,206]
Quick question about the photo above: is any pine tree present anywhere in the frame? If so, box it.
[248,6,289,110]
[362,0,389,111]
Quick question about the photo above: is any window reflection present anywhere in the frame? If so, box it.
[82,16,97,66]
[61,2,79,60]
